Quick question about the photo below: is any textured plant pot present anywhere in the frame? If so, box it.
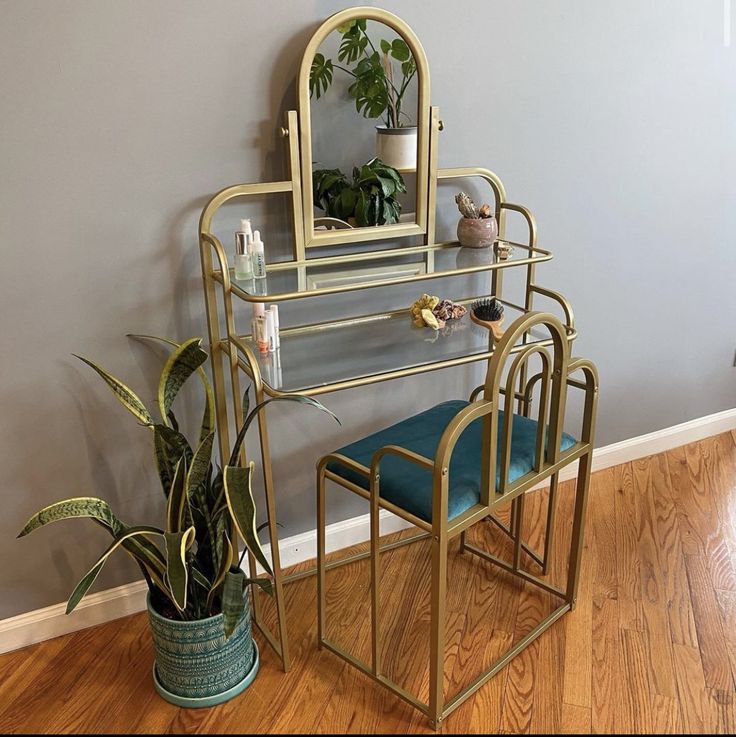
[147,592,258,708]
[457,216,498,248]
[376,125,417,170]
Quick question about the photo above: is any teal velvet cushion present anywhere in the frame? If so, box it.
[326,400,576,523]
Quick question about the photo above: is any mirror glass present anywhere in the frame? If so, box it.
[308,18,419,239]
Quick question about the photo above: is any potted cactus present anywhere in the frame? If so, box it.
[17,336,337,707]
[455,192,499,249]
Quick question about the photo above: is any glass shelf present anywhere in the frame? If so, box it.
[232,303,573,395]
[213,239,551,303]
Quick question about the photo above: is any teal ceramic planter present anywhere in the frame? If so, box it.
[147,592,258,707]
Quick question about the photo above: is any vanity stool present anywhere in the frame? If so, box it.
[316,311,598,729]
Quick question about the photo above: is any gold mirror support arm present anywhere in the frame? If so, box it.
[426,107,442,248]
[298,7,432,248]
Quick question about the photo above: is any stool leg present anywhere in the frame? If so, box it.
[512,493,525,571]
[428,531,448,729]
[566,451,592,609]
[542,472,559,576]
[317,465,326,649]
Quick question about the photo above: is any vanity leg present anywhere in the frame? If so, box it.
[256,391,291,671]
[566,451,592,610]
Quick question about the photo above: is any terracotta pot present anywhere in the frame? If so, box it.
[456,216,498,248]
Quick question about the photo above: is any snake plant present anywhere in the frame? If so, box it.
[18,336,338,636]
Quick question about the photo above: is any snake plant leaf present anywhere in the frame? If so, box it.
[153,425,174,497]
[186,431,214,500]
[166,458,188,533]
[247,576,274,596]
[154,423,193,463]
[191,567,212,591]
[73,355,153,426]
[157,338,208,429]
[207,529,234,609]
[65,526,165,614]
[222,568,246,638]
[224,463,273,577]
[128,334,215,442]
[18,497,126,538]
[164,527,196,611]
[228,394,340,468]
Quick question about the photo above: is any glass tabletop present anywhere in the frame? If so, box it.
[235,304,561,395]
[218,240,551,303]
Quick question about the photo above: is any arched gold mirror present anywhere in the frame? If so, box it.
[298,6,431,249]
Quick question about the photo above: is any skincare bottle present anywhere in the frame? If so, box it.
[255,315,269,355]
[234,219,253,280]
[270,304,280,348]
[265,309,276,352]
[251,230,267,279]
[251,302,265,339]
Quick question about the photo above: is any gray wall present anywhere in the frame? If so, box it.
[1,0,734,620]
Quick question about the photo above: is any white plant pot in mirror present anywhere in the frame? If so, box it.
[376,125,417,171]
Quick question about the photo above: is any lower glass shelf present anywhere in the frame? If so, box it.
[231,304,574,395]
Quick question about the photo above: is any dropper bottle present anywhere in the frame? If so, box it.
[251,230,266,280]
[234,219,253,280]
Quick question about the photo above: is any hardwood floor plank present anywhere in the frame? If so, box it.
[683,553,735,691]
[673,643,719,733]
[613,463,645,631]
[560,702,591,733]
[631,456,671,636]
[620,629,654,732]
[589,467,618,600]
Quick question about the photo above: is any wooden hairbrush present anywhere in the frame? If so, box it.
[470,297,505,342]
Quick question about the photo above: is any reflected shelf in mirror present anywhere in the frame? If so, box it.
[212,239,551,303]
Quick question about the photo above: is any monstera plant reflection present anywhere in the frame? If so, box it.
[17,336,338,706]
[310,18,419,170]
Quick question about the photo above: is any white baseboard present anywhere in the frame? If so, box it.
[2,407,734,654]
[0,580,149,655]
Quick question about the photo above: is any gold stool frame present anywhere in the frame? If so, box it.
[316,312,598,729]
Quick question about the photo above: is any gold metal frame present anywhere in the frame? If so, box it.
[316,312,598,729]
[197,8,592,694]
[297,6,432,249]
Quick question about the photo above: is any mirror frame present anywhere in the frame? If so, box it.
[297,6,431,250]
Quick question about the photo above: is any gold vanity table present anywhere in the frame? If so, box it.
[198,8,588,715]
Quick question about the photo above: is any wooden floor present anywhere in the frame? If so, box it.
[1,432,735,734]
